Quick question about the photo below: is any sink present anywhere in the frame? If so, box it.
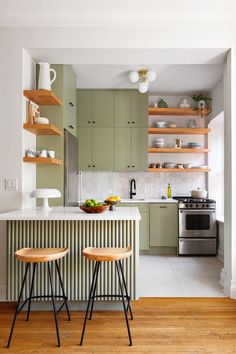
[122,199,145,202]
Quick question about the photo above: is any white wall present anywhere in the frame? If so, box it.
[0,26,235,298]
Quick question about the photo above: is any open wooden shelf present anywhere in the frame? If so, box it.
[148,107,211,116]
[148,148,209,153]
[148,168,210,173]
[23,124,62,136]
[148,128,211,135]
[23,157,62,165]
[23,90,62,106]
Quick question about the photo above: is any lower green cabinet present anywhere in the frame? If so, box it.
[78,127,113,171]
[119,203,149,251]
[150,204,178,247]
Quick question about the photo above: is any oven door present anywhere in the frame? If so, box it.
[179,209,216,238]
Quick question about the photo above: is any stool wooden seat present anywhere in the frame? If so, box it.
[15,247,69,263]
[7,247,70,348]
[83,246,132,262]
[80,246,133,347]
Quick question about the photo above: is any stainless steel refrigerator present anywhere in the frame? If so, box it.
[64,129,79,206]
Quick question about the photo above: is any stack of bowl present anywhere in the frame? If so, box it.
[155,121,167,128]
[155,138,165,148]
[188,142,203,149]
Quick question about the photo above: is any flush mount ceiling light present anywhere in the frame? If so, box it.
[129,69,156,93]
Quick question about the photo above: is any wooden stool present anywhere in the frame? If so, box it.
[80,246,133,346]
[7,247,71,348]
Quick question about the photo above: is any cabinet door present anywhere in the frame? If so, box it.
[140,212,150,251]
[63,66,77,136]
[77,90,92,127]
[150,204,178,247]
[114,128,132,171]
[131,92,148,127]
[131,128,148,171]
[92,128,113,171]
[92,90,114,127]
[78,127,93,171]
[114,91,132,127]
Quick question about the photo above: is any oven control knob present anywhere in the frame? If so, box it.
[206,204,209,208]
[190,204,193,207]
[196,204,199,208]
[185,204,189,208]
[202,204,205,208]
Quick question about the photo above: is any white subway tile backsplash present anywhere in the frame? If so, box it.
[79,171,206,200]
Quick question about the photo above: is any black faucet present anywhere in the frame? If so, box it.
[130,179,136,199]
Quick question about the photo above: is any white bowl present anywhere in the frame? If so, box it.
[35,117,49,125]
[155,121,167,128]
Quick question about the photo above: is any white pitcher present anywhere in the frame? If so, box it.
[38,62,57,90]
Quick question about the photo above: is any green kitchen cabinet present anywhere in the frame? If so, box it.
[63,65,77,136]
[92,90,114,127]
[78,127,113,171]
[114,128,132,171]
[114,91,132,127]
[114,128,148,171]
[77,90,113,127]
[150,204,178,247]
[131,92,148,127]
[119,203,150,251]
[132,128,148,171]
[77,90,92,127]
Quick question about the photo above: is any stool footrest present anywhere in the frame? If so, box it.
[17,295,68,314]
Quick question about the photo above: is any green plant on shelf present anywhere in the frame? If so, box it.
[192,93,212,118]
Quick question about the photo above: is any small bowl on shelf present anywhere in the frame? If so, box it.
[79,204,109,214]
[155,121,167,128]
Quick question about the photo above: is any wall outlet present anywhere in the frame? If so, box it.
[5,178,18,191]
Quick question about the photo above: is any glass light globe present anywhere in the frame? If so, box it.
[129,71,139,83]
[147,70,156,82]
[138,81,149,93]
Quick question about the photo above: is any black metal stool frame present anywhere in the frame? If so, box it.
[80,259,133,346]
[7,259,71,348]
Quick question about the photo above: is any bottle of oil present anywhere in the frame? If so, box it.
[167,183,172,199]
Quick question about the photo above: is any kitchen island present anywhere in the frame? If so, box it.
[0,207,140,302]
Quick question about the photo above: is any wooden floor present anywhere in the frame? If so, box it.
[0,298,236,353]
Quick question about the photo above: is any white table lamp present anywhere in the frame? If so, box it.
[30,189,61,211]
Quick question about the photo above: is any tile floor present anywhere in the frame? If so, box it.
[138,255,225,297]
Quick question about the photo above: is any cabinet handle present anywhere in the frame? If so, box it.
[132,165,135,168]
[127,121,130,124]
[69,102,74,107]
[69,125,74,129]
[132,121,135,124]
[88,165,91,168]
[160,206,167,208]
[93,165,95,168]
[88,121,91,124]
[127,165,130,168]
[92,121,95,124]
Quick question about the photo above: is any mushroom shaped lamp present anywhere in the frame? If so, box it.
[30,189,61,211]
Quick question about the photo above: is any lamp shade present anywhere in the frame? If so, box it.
[147,70,156,82]
[30,189,61,211]
[129,71,139,83]
[138,81,149,93]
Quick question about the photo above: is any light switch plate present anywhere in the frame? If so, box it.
[5,178,18,191]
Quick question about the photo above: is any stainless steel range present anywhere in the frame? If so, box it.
[174,197,217,256]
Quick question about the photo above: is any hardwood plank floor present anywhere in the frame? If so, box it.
[0,298,236,353]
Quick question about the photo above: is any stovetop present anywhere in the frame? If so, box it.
[173,196,216,209]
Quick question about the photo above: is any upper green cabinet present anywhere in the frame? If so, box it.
[150,204,178,247]
[63,65,77,137]
[114,127,148,171]
[78,127,113,171]
[114,91,148,127]
[77,90,113,127]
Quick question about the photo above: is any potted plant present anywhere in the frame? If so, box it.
[192,93,211,118]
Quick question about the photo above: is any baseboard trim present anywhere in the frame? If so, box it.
[217,246,224,262]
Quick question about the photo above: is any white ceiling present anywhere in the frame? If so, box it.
[73,64,223,94]
[0,0,236,26]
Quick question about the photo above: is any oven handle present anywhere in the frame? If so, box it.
[179,209,215,213]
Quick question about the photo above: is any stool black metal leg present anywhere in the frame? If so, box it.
[55,260,71,321]
[26,262,37,321]
[89,261,100,320]
[115,262,132,346]
[48,262,60,347]
[7,263,30,348]
[118,260,133,320]
[80,261,98,346]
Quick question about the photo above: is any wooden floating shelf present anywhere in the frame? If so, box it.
[148,168,210,173]
[23,90,62,106]
[23,157,62,165]
[148,148,209,153]
[148,107,211,116]
[148,128,211,135]
[23,124,62,136]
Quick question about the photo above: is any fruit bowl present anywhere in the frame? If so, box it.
[79,205,109,214]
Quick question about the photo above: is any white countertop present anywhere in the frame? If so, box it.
[0,207,141,221]
[120,198,178,204]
